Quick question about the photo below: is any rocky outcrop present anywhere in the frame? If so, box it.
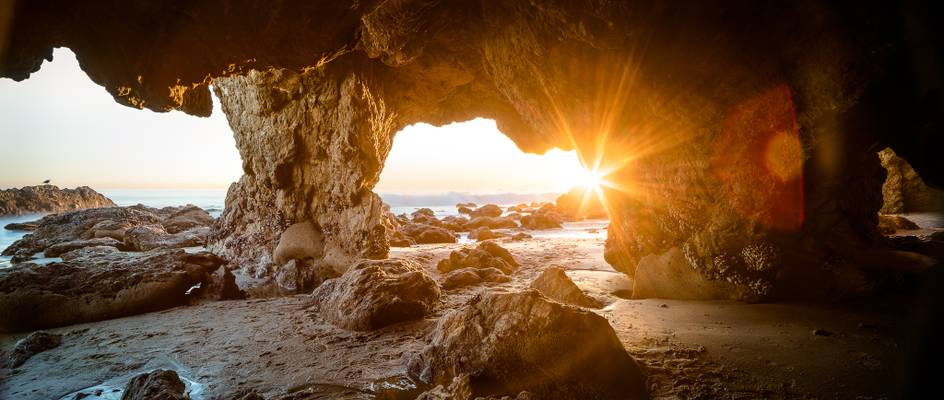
[469,204,503,219]
[631,248,749,301]
[4,221,39,231]
[878,215,921,235]
[311,258,440,331]
[407,290,647,399]
[0,249,225,332]
[0,185,114,216]
[399,223,457,244]
[2,205,216,260]
[519,213,562,230]
[878,148,944,214]
[467,227,506,241]
[555,186,607,219]
[4,1,940,300]
[437,241,518,275]
[530,267,603,308]
[122,369,187,400]
[7,331,62,368]
[464,217,517,230]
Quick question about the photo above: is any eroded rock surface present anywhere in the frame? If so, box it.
[0,250,224,332]
[122,369,187,400]
[0,185,114,216]
[7,331,61,368]
[407,290,647,399]
[879,148,944,214]
[530,267,603,308]
[311,258,440,331]
[441,267,511,290]
[437,241,518,275]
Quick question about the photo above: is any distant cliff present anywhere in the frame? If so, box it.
[0,185,115,215]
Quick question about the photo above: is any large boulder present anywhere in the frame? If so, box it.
[0,249,225,332]
[878,214,921,234]
[468,227,506,241]
[878,148,944,214]
[407,290,648,399]
[399,223,458,244]
[273,221,325,265]
[530,267,603,308]
[437,241,518,275]
[632,247,748,300]
[469,204,503,219]
[122,369,187,400]
[311,258,441,330]
[440,216,469,232]
[0,185,115,216]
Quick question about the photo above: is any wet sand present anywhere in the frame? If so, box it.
[0,233,923,399]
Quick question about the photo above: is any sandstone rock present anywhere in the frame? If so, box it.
[520,213,562,230]
[632,247,748,301]
[4,221,39,231]
[465,217,517,230]
[0,249,225,332]
[124,225,210,252]
[879,148,944,214]
[10,250,36,264]
[470,204,503,219]
[311,258,440,330]
[218,267,247,300]
[161,204,216,234]
[2,207,162,257]
[407,290,647,399]
[457,206,473,215]
[437,241,518,275]
[275,259,338,294]
[7,331,61,368]
[441,267,511,290]
[389,230,416,247]
[530,267,603,308]
[0,185,114,216]
[43,237,122,257]
[878,214,921,234]
[555,186,607,219]
[468,227,506,241]
[412,208,436,219]
[510,232,532,241]
[273,221,325,265]
[413,213,445,227]
[441,216,469,232]
[399,223,458,244]
[456,202,477,209]
[59,245,120,261]
[121,369,187,400]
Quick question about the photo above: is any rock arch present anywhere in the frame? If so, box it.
[3,0,942,299]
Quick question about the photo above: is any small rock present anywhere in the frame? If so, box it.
[7,331,62,368]
[437,241,518,275]
[441,267,511,290]
[812,328,832,336]
[121,369,187,400]
[469,204,503,218]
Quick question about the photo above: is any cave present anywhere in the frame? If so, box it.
[1,1,943,399]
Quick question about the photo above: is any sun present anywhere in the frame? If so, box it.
[576,167,604,190]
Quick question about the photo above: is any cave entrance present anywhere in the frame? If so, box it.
[376,118,610,243]
[877,147,944,233]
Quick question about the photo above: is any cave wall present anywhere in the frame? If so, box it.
[3,0,942,298]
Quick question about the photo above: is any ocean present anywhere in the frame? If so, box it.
[0,189,608,268]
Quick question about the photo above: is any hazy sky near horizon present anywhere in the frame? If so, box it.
[0,48,586,193]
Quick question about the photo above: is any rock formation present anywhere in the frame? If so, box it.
[0,185,114,216]
[7,331,61,368]
[310,258,440,331]
[121,369,187,400]
[0,249,225,332]
[555,186,607,219]
[878,148,944,214]
[3,1,942,299]
[441,267,511,290]
[530,267,603,308]
[407,290,647,399]
[437,241,518,275]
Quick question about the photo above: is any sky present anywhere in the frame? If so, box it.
[0,48,586,194]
